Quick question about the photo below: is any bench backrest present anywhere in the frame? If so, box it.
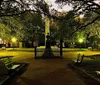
[0,57,13,69]
[0,60,8,76]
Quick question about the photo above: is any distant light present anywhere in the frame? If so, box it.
[79,39,83,43]
[12,37,17,42]
[0,38,2,41]
[79,14,84,19]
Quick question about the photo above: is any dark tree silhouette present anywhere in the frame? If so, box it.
[55,0,100,30]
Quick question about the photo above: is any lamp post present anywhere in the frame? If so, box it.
[0,38,2,44]
[11,37,17,49]
[0,38,2,41]
[78,38,83,50]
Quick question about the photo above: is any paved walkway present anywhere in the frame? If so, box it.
[10,57,85,85]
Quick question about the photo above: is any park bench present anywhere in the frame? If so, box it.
[75,54,100,64]
[96,71,100,75]
[88,47,92,50]
[0,56,28,85]
[76,54,100,76]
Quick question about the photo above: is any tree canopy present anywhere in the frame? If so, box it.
[55,0,100,25]
[0,0,100,42]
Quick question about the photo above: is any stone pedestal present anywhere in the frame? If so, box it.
[42,33,54,58]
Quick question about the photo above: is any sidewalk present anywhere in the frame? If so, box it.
[10,58,85,85]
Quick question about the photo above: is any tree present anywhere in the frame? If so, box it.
[82,12,100,48]
[20,11,44,47]
[55,11,82,56]
[0,0,100,23]
[0,16,24,42]
[1,0,99,38]
[0,0,100,55]
[0,0,50,17]
[55,0,100,30]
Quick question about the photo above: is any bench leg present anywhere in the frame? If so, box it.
[80,54,84,64]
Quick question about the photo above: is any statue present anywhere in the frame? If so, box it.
[42,33,54,58]
[40,32,61,59]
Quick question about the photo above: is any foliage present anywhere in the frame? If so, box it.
[55,0,100,34]
[0,16,24,41]
[0,0,50,17]
[0,22,11,40]
[0,0,100,48]
[83,12,100,37]
[56,11,82,40]
[20,11,44,44]
[0,0,100,34]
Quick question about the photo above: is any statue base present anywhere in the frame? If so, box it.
[42,48,54,58]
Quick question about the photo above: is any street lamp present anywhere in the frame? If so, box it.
[79,39,83,43]
[12,37,17,43]
[0,38,2,41]
[11,37,17,49]
[0,38,2,44]
[78,38,83,50]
